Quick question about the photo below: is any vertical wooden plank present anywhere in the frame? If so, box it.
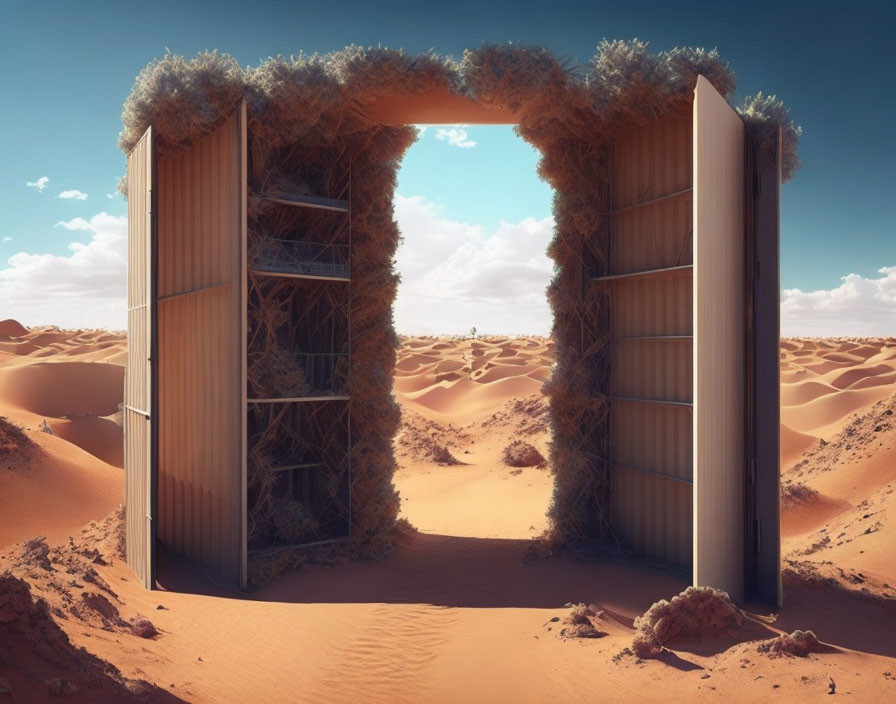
[744,126,783,606]
[693,75,746,603]
[147,126,157,588]
[156,109,242,586]
[607,109,694,567]
[125,126,155,589]
[239,100,249,589]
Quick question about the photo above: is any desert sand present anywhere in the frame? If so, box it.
[1,324,895,702]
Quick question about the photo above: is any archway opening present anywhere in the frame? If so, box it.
[389,122,556,540]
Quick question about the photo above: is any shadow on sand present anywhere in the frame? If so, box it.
[156,532,896,659]
[157,532,687,615]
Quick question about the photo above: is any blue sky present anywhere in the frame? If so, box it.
[0,0,893,334]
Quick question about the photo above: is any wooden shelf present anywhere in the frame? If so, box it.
[247,535,350,556]
[157,281,230,303]
[261,193,349,212]
[248,396,350,403]
[613,335,693,342]
[608,187,692,216]
[269,462,325,473]
[609,395,692,409]
[613,461,693,486]
[249,267,350,283]
[592,264,693,283]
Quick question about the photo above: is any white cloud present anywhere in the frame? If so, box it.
[26,176,49,192]
[1,197,555,335]
[414,125,428,137]
[0,212,126,330]
[394,194,553,335]
[2,237,12,243]
[58,189,88,200]
[781,267,896,337]
[435,126,478,149]
[106,192,117,199]
[55,217,93,231]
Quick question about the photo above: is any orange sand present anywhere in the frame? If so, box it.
[0,326,125,547]
[1,326,895,703]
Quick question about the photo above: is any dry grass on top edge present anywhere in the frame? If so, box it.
[120,41,799,181]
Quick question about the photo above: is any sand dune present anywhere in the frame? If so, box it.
[48,414,124,467]
[780,424,818,467]
[780,379,837,406]
[0,432,123,548]
[2,325,896,702]
[783,393,896,589]
[396,336,553,422]
[0,326,126,471]
[826,362,895,389]
[0,318,29,337]
[0,362,123,418]
[780,337,896,441]
[782,384,894,437]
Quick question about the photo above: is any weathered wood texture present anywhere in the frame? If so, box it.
[692,75,746,603]
[125,127,155,589]
[156,110,244,586]
[745,126,783,606]
[608,109,694,567]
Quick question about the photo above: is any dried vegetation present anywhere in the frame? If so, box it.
[120,41,799,582]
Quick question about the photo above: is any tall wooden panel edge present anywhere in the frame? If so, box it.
[126,105,247,590]
[124,126,157,589]
[692,75,746,604]
[239,99,249,590]
[157,105,244,590]
[124,81,780,598]
[744,125,783,607]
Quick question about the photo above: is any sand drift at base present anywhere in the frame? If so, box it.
[1,326,896,702]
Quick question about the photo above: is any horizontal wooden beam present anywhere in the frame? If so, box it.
[260,194,349,212]
[247,396,351,403]
[613,335,693,342]
[360,88,518,125]
[609,395,693,409]
[613,461,693,486]
[249,268,350,283]
[609,187,693,216]
[157,281,231,303]
[247,535,350,556]
[592,264,693,283]
[269,462,325,473]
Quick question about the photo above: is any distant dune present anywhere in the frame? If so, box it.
[1,323,895,702]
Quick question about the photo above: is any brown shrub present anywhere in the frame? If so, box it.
[632,586,744,658]
[120,42,800,581]
[756,629,822,658]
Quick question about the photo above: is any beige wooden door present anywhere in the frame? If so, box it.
[125,127,156,589]
[693,76,746,603]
